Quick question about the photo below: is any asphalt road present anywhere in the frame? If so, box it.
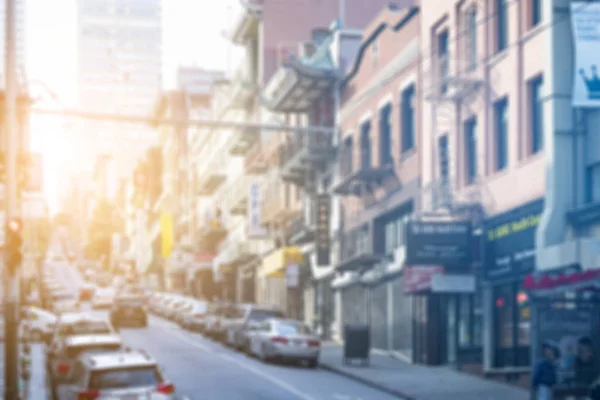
[111,315,403,400]
[51,263,403,400]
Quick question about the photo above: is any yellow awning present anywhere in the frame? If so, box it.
[218,263,233,273]
[261,247,303,278]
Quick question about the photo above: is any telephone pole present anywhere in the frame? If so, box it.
[4,0,21,398]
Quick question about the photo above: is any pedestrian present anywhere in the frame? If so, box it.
[575,337,598,388]
[532,341,560,400]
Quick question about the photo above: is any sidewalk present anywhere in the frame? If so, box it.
[319,343,529,400]
[0,343,47,400]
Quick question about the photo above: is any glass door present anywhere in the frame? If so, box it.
[446,296,457,364]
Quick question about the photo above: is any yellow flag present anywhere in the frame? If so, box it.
[160,213,173,257]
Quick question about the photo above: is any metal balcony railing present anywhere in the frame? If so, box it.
[278,131,333,168]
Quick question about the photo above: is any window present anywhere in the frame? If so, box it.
[379,104,392,165]
[372,39,379,66]
[401,85,415,152]
[360,121,372,169]
[494,98,509,171]
[531,0,542,27]
[496,0,508,52]
[89,367,163,390]
[466,6,477,71]
[438,30,449,94]
[464,118,478,184]
[529,76,544,154]
[341,137,353,177]
[585,164,600,204]
[383,212,410,258]
[438,135,449,181]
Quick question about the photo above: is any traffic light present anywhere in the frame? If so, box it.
[6,217,23,276]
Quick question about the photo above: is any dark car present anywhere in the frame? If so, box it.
[109,297,148,329]
[79,284,95,302]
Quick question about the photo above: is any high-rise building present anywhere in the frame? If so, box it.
[76,0,162,175]
[0,0,27,87]
[77,0,162,116]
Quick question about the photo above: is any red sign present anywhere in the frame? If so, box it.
[404,265,444,294]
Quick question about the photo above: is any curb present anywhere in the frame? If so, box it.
[319,362,420,400]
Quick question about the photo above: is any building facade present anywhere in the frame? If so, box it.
[333,4,420,358]
[417,0,545,376]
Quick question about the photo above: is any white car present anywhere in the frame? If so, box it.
[20,306,57,342]
[92,289,115,309]
[47,314,118,385]
[179,300,208,331]
[56,349,180,399]
[49,334,123,385]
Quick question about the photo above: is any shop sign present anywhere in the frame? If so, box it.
[247,182,266,238]
[405,221,472,266]
[484,199,543,281]
[404,265,444,294]
[571,2,600,107]
[286,263,299,288]
[315,194,331,266]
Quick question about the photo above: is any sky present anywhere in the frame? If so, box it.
[25,0,243,213]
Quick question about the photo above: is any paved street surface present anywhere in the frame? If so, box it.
[114,315,405,400]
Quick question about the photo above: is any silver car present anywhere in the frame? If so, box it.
[56,349,181,399]
[248,318,320,368]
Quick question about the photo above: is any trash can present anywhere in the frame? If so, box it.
[343,324,370,365]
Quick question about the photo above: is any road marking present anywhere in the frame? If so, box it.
[167,329,319,400]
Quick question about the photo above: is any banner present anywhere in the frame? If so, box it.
[247,182,266,238]
[572,2,600,107]
[315,194,331,266]
[160,213,173,258]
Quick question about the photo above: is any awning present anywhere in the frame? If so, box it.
[522,266,600,296]
[260,247,304,278]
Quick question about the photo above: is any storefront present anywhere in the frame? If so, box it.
[482,198,543,371]
[404,220,479,366]
[259,247,304,315]
[405,265,479,366]
[522,266,600,397]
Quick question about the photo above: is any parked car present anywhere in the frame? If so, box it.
[91,288,115,309]
[79,284,96,302]
[226,304,285,350]
[55,349,178,400]
[20,306,57,342]
[49,334,123,398]
[179,300,209,331]
[47,314,119,386]
[205,303,238,341]
[247,318,320,367]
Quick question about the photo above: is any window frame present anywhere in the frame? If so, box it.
[529,75,544,155]
[496,0,508,53]
[438,134,450,181]
[494,97,509,172]
[464,117,478,185]
[401,84,416,153]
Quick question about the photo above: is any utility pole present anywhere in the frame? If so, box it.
[4,0,20,398]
